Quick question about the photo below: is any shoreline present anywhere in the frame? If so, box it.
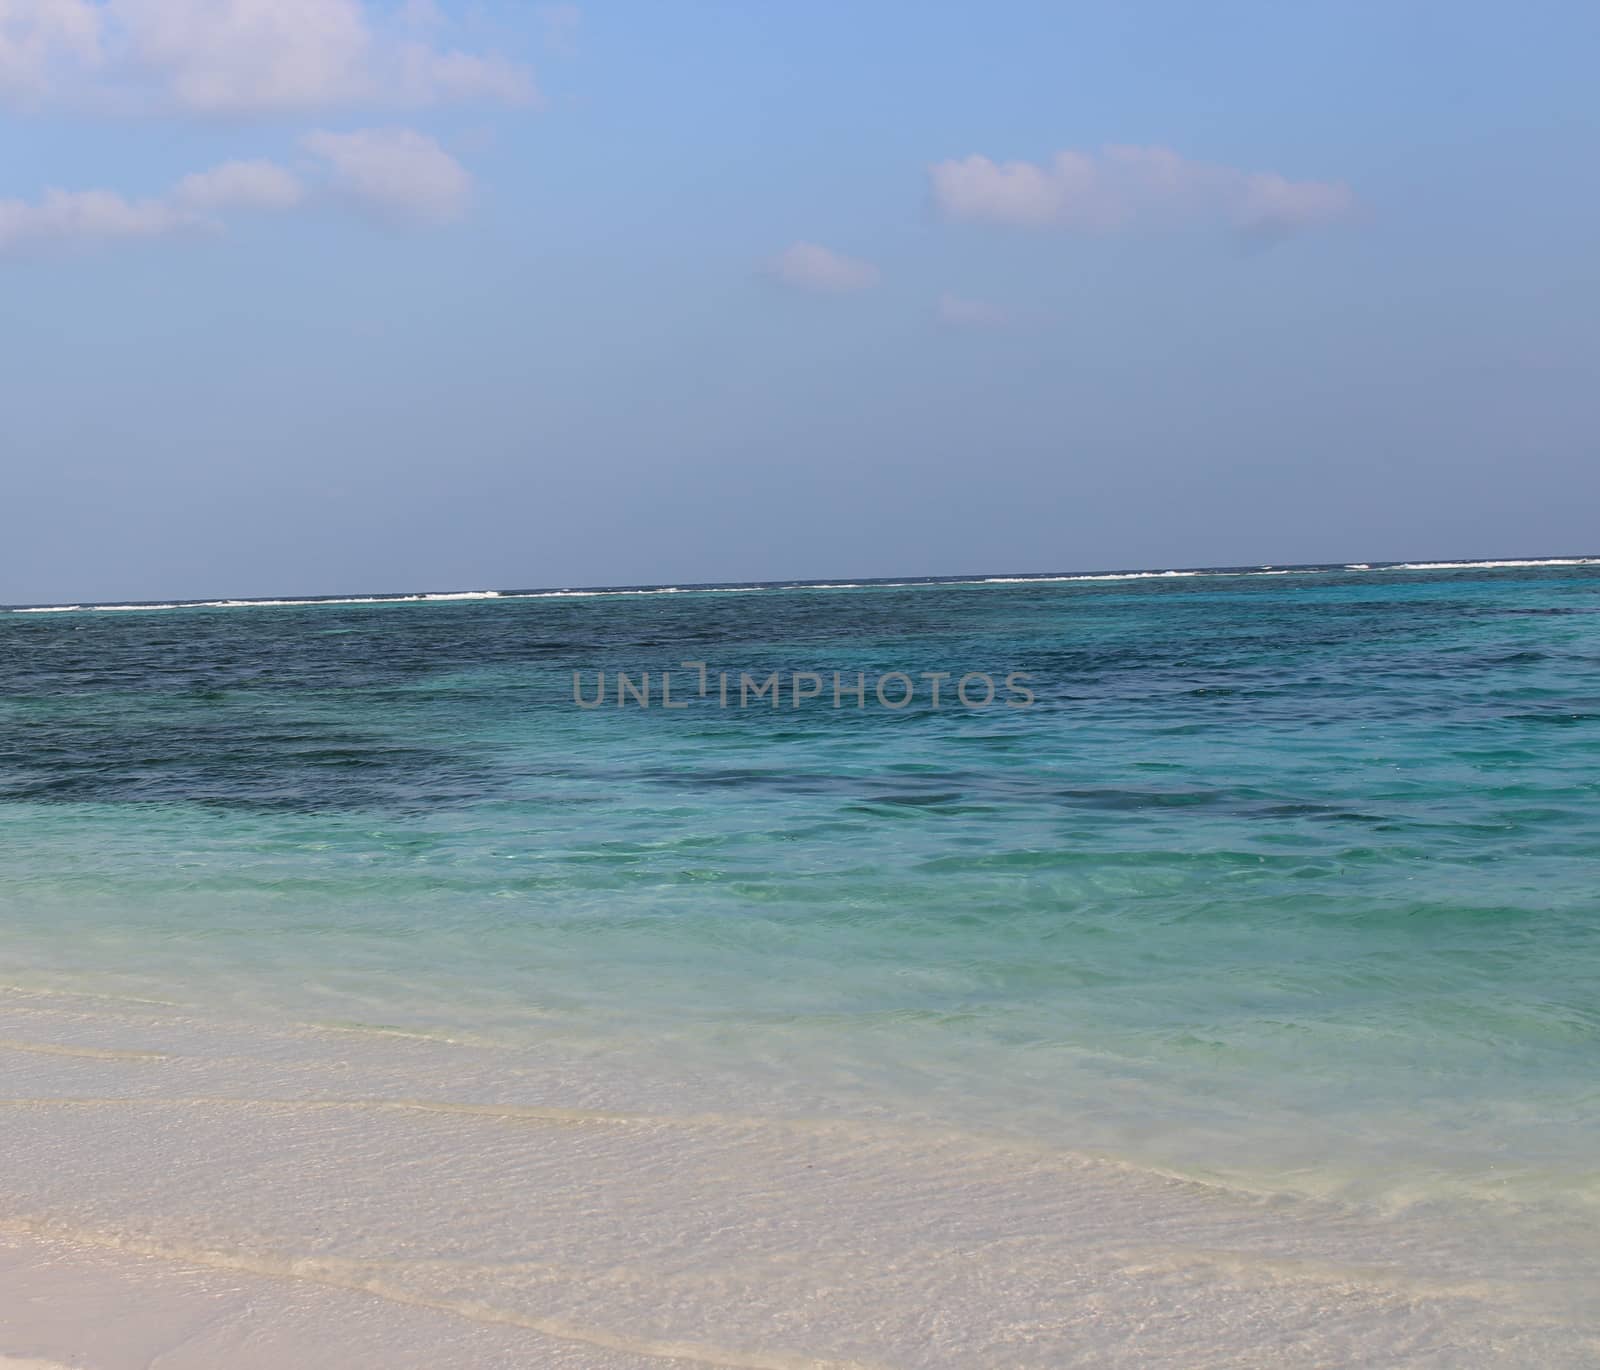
[0,987,1594,1368]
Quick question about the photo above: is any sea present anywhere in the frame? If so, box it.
[0,558,1596,1367]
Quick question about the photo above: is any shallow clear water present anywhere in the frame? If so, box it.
[3,563,1599,1212]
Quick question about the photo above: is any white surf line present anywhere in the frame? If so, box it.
[0,1215,886,1370]
[0,983,185,1008]
[0,1039,168,1062]
[1382,558,1600,570]
[0,1095,1355,1208]
[8,557,1600,615]
[0,1093,907,1134]
[1102,1242,1582,1316]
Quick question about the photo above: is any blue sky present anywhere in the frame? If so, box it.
[3,1,1597,603]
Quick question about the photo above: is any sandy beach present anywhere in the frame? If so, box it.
[0,984,1594,1368]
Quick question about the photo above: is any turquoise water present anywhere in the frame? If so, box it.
[3,562,1599,1208]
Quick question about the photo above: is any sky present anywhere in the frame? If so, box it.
[2,1,1598,604]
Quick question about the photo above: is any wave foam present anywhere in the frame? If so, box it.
[982,571,1208,584]
[1385,558,1600,571]
[11,559,1600,616]
[10,592,504,615]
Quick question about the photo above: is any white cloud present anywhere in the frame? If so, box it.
[0,0,535,113]
[393,40,532,107]
[0,132,475,255]
[108,0,370,112]
[0,155,307,254]
[0,0,101,98]
[766,241,880,293]
[0,185,186,251]
[937,293,1010,328]
[931,151,1110,230]
[930,144,1354,238]
[1237,171,1357,237]
[303,126,470,223]
[174,158,303,212]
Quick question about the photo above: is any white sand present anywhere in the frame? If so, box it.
[0,988,1594,1368]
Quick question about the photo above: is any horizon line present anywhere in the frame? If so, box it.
[6,552,1600,614]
